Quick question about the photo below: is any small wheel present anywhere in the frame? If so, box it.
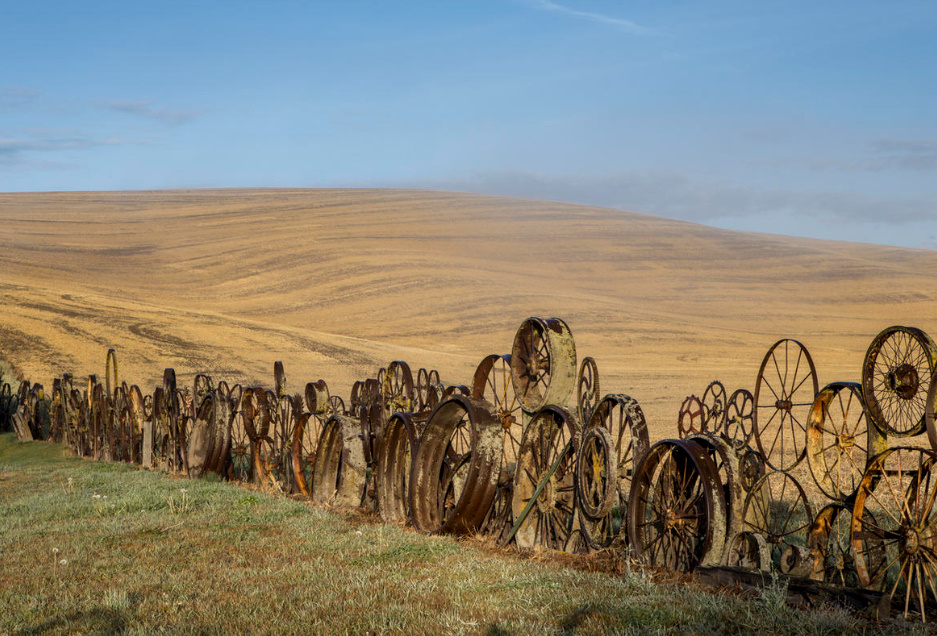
[677,395,704,437]
[862,326,936,438]
[510,317,577,413]
[724,389,754,447]
[627,439,728,572]
[738,446,766,494]
[512,405,579,549]
[383,361,415,417]
[375,412,419,523]
[753,339,818,471]
[809,503,869,587]
[575,426,618,549]
[328,395,345,416]
[742,470,814,570]
[577,357,600,425]
[723,531,771,571]
[409,395,503,535]
[471,354,523,477]
[851,447,937,621]
[415,368,431,411]
[105,348,118,399]
[274,361,286,398]
[304,380,331,416]
[193,373,213,404]
[806,382,887,502]
[701,381,727,433]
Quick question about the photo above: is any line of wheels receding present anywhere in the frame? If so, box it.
[2,320,936,621]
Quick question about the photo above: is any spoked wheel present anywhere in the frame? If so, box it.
[575,426,617,549]
[409,395,503,535]
[701,381,727,433]
[291,413,323,498]
[471,354,523,469]
[851,447,937,621]
[584,394,650,548]
[383,360,415,418]
[512,405,580,550]
[686,433,744,558]
[677,395,704,438]
[809,502,871,587]
[753,339,819,471]
[863,326,937,438]
[510,317,577,413]
[742,470,814,571]
[738,446,766,494]
[806,382,887,502]
[724,389,754,448]
[627,439,728,572]
[375,412,420,523]
[723,531,771,571]
[228,390,252,482]
[311,414,368,507]
[274,361,287,398]
[577,357,600,425]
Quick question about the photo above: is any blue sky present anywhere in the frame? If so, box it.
[2,1,936,248]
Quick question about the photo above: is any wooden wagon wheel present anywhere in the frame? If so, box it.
[701,381,727,433]
[577,356,600,425]
[574,425,617,549]
[723,531,771,571]
[806,382,887,502]
[382,360,415,417]
[851,447,937,621]
[510,317,577,413]
[754,339,818,471]
[677,395,704,437]
[862,326,936,438]
[311,414,368,507]
[375,411,421,523]
[627,438,728,571]
[409,395,503,535]
[723,389,754,448]
[511,405,579,550]
[742,470,814,571]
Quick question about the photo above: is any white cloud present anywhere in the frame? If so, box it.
[100,100,203,125]
[522,0,657,35]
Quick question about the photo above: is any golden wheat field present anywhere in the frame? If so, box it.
[2,188,937,442]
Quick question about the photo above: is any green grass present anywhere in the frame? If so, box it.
[0,433,933,635]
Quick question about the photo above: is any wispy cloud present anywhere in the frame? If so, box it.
[100,100,203,125]
[0,130,149,167]
[523,0,656,35]
[0,86,41,110]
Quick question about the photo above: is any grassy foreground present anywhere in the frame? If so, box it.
[0,434,932,636]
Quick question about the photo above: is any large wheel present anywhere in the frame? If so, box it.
[375,412,420,523]
[291,413,323,498]
[409,395,503,535]
[851,447,937,621]
[627,439,728,572]
[512,405,579,550]
[574,426,617,549]
[808,502,876,587]
[863,326,937,438]
[471,354,523,471]
[806,382,887,502]
[686,432,744,561]
[753,339,818,471]
[742,470,814,570]
[510,317,577,413]
[382,360,415,418]
[311,414,368,507]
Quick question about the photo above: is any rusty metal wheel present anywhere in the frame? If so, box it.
[328,396,345,416]
[723,531,771,571]
[742,470,814,570]
[311,414,368,507]
[228,388,252,482]
[409,395,503,535]
[511,405,579,549]
[738,446,766,494]
[274,360,286,398]
[927,374,937,452]
[382,361,414,417]
[291,412,323,498]
[851,447,937,620]
[807,382,887,502]
[677,395,704,438]
[863,326,936,438]
[471,354,522,471]
[304,380,331,416]
[105,348,118,399]
[577,356,600,425]
[511,317,577,413]
[575,426,617,549]
[375,412,421,523]
[187,392,217,478]
[754,339,818,471]
[627,438,728,571]
[724,389,754,448]
[701,381,727,433]
[808,502,874,587]
[687,433,744,560]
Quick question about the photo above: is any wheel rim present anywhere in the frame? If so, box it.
[510,317,577,413]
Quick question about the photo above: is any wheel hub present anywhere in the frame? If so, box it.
[499,412,516,430]
[887,364,919,399]
[536,480,555,514]
[774,398,792,411]
[836,433,855,451]
[903,527,920,555]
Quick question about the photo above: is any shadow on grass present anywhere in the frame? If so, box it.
[18,607,128,635]
[485,604,597,636]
